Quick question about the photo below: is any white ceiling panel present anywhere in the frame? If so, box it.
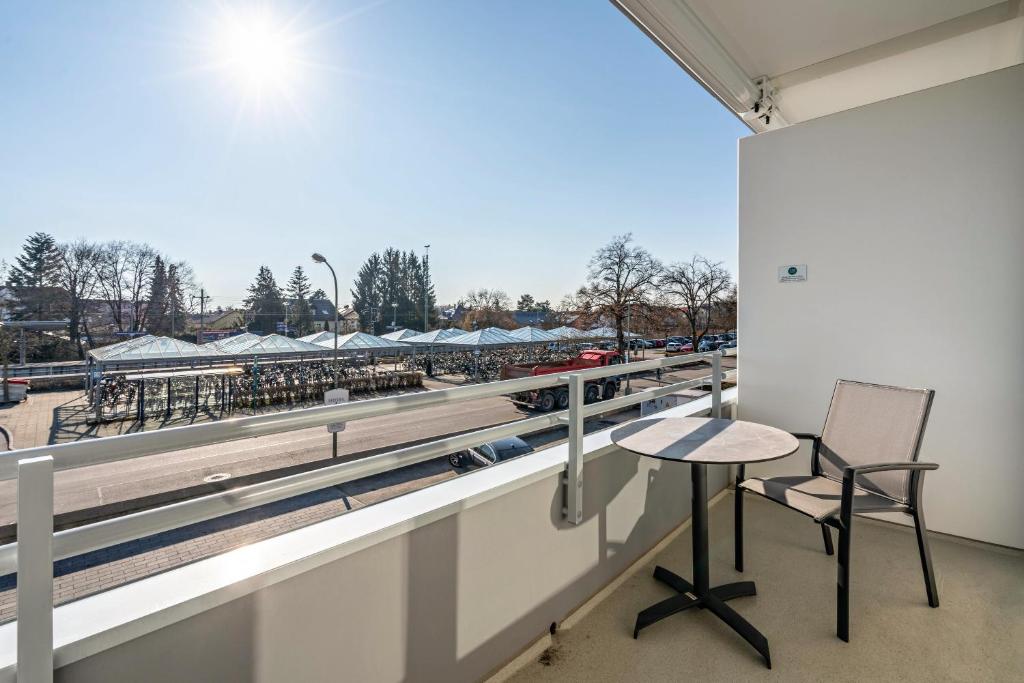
[684,0,1003,77]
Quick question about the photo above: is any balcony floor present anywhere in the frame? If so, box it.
[505,492,1023,681]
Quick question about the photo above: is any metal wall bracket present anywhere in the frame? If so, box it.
[561,374,584,525]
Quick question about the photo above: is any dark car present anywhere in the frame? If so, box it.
[698,336,722,352]
[448,437,535,470]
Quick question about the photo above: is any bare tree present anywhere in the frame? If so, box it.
[574,233,662,352]
[660,255,733,349]
[56,240,100,358]
[461,288,514,330]
[95,241,159,333]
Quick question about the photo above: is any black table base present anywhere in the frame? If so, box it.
[632,462,772,669]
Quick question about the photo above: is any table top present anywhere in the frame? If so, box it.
[610,417,799,465]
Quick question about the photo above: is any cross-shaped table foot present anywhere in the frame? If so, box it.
[633,565,771,669]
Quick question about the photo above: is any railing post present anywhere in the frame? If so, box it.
[17,455,54,683]
[711,351,722,419]
[562,373,584,525]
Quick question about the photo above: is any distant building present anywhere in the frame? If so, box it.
[335,304,360,333]
[512,310,550,327]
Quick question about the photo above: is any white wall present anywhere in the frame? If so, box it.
[42,421,729,683]
[737,64,1024,548]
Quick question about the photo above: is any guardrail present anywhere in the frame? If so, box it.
[4,350,733,679]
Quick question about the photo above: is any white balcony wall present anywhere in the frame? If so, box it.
[40,419,728,682]
[737,64,1024,548]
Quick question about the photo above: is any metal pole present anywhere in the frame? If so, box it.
[18,455,54,683]
[712,351,722,418]
[328,262,340,458]
[692,462,709,595]
[562,373,584,524]
[625,304,632,395]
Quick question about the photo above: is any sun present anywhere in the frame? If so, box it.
[214,6,302,98]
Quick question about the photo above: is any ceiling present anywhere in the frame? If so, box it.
[684,0,1004,78]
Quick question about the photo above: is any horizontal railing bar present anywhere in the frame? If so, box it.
[583,376,708,417]
[0,410,568,574]
[0,367,726,573]
[0,352,714,480]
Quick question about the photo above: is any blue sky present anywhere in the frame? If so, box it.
[0,0,749,308]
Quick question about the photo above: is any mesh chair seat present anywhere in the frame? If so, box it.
[740,475,906,522]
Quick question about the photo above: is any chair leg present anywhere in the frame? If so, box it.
[821,524,834,556]
[836,525,852,642]
[734,475,744,572]
[912,509,939,608]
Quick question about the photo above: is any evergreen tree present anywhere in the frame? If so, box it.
[166,262,192,337]
[420,249,438,329]
[286,265,314,335]
[310,288,327,301]
[244,265,284,335]
[351,253,384,334]
[147,256,168,334]
[6,232,61,319]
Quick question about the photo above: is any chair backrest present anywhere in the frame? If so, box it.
[817,380,934,503]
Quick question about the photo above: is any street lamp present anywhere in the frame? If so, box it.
[391,302,397,331]
[313,252,340,458]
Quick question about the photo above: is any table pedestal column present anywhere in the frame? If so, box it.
[632,463,772,669]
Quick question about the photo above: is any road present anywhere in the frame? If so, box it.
[0,355,734,621]
[0,388,531,528]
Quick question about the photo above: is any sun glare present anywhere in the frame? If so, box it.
[218,8,298,93]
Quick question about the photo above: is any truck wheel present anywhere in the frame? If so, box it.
[602,382,616,401]
[538,390,556,412]
[556,390,569,410]
[584,384,600,404]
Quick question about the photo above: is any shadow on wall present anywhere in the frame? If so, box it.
[400,447,688,682]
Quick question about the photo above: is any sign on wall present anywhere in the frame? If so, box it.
[778,264,807,283]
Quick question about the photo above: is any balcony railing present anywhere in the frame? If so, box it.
[1,350,732,680]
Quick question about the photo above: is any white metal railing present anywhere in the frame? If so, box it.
[4,350,732,681]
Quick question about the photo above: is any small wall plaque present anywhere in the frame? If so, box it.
[778,264,807,283]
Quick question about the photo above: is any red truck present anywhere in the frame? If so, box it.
[500,350,623,411]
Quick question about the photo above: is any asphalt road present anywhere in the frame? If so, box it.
[0,355,733,530]
[0,390,531,527]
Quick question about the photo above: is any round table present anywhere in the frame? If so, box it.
[611,417,798,669]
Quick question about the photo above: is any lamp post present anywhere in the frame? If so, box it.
[312,253,340,458]
[391,302,397,331]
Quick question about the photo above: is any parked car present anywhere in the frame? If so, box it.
[448,437,535,470]
[719,340,737,353]
[666,341,693,353]
[652,339,666,348]
[698,336,721,352]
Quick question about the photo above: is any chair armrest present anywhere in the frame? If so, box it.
[791,433,823,476]
[790,433,820,442]
[838,462,939,524]
[843,461,939,476]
